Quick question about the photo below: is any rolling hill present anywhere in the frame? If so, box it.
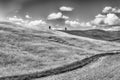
[62,29,120,42]
[0,22,120,80]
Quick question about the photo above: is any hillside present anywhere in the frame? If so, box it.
[0,22,120,80]
[62,29,120,42]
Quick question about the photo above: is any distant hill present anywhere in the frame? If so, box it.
[62,29,120,42]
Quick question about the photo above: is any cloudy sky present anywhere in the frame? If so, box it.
[1,0,120,30]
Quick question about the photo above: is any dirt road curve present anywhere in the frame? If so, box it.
[0,52,120,80]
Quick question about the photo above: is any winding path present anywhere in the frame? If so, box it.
[0,52,120,80]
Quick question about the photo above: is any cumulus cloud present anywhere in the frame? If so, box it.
[80,22,92,27]
[91,6,120,26]
[65,20,91,27]
[28,20,46,26]
[47,12,62,20]
[62,15,69,19]
[92,14,106,25]
[7,16,32,26]
[8,16,24,23]
[102,6,113,13]
[102,6,120,13]
[95,14,106,18]
[92,13,120,26]
[7,16,47,27]
[60,6,74,11]
[65,20,81,27]
[104,13,120,25]
[47,12,69,20]
[25,14,31,19]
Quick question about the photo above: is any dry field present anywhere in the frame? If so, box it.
[0,22,120,80]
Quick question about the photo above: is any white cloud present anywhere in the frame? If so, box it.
[95,14,106,18]
[81,22,92,27]
[92,7,120,26]
[28,20,46,26]
[65,20,81,27]
[104,13,120,25]
[60,6,74,11]
[47,12,62,20]
[8,16,24,24]
[25,15,31,19]
[92,13,120,26]
[92,18,104,25]
[102,6,113,13]
[62,15,69,19]
[47,12,69,20]
[92,14,106,25]
[116,9,120,13]
[65,20,91,27]
[102,6,120,13]
[7,16,47,27]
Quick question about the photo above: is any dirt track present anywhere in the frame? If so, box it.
[0,52,120,80]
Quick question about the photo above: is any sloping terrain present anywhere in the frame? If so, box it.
[36,53,120,80]
[1,52,120,80]
[62,29,120,42]
[0,22,120,80]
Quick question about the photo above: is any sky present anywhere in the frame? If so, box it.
[0,0,112,21]
[1,0,120,30]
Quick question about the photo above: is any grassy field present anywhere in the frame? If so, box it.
[61,29,120,42]
[0,22,120,80]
